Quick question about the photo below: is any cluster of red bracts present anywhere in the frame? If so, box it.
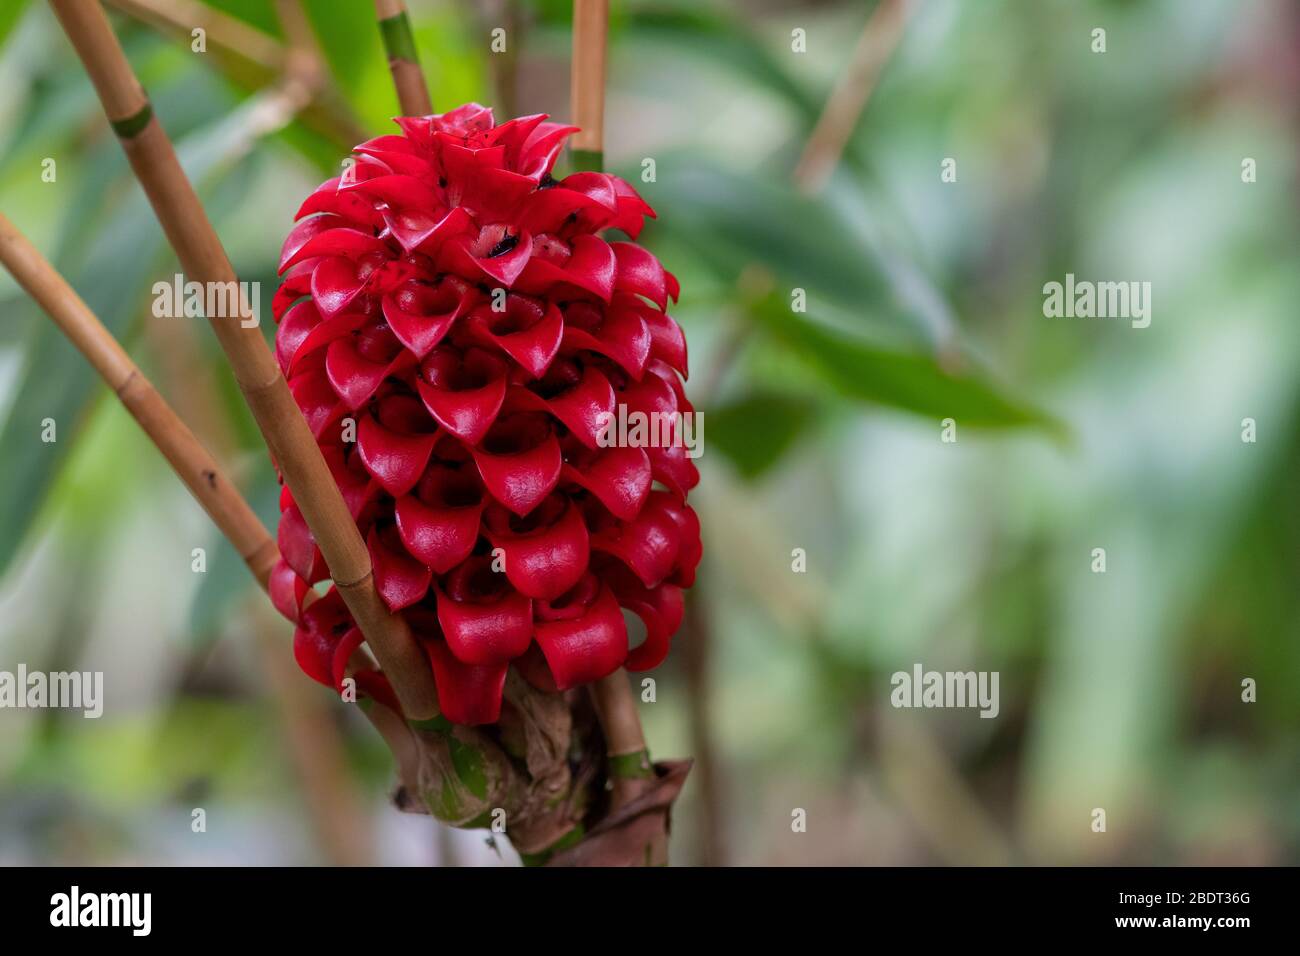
[269,104,700,725]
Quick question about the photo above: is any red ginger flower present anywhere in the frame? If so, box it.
[270,104,699,725]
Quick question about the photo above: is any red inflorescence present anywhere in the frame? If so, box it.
[270,104,700,725]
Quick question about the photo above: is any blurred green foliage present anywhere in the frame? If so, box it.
[0,0,1297,866]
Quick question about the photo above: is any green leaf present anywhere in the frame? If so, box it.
[707,391,818,480]
[748,293,1065,434]
[0,0,30,50]
[194,0,283,36]
[0,97,264,579]
[642,162,935,346]
[620,3,819,122]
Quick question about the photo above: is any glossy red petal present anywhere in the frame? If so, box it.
[533,582,628,689]
[539,363,616,449]
[611,241,673,309]
[393,494,483,574]
[287,309,370,378]
[296,177,380,226]
[483,496,589,600]
[287,364,345,439]
[517,184,610,236]
[294,624,336,687]
[436,558,533,665]
[471,414,562,516]
[423,638,507,725]
[340,173,440,210]
[381,276,473,359]
[662,497,702,588]
[561,299,652,380]
[331,626,367,691]
[325,334,411,410]
[356,410,438,497]
[279,214,343,273]
[517,234,616,301]
[273,259,316,322]
[415,346,509,445]
[648,442,701,498]
[602,562,684,671]
[590,494,682,589]
[465,298,563,379]
[516,122,580,180]
[269,557,308,622]
[293,589,351,687]
[282,224,388,274]
[438,223,533,287]
[277,501,325,583]
[642,307,689,378]
[275,299,320,373]
[311,255,374,318]
[561,445,651,521]
[368,526,433,610]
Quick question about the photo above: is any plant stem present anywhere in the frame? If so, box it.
[567,0,678,864]
[106,0,283,70]
[792,0,913,194]
[374,0,432,116]
[50,0,440,720]
[589,671,653,800]
[105,0,367,151]
[589,671,666,865]
[569,0,607,165]
[681,593,725,865]
[0,212,277,588]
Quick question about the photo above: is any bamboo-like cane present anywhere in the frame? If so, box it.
[0,211,382,864]
[568,0,608,172]
[49,0,439,720]
[0,211,278,589]
[374,0,432,116]
[567,1,665,860]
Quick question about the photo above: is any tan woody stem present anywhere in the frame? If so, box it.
[565,0,672,864]
[0,212,559,856]
[49,0,439,720]
[374,0,432,116]
[0,212,277,589]
[0,212,383,863]
[568,0,608,171]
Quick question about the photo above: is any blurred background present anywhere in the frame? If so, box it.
[1,0,1298,866]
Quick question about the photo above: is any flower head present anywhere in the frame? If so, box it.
[271,105,699,724]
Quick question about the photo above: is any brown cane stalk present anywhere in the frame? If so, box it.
[49,0,439,720]
[374,0,433,116]
[0,212,576,860]
[0,211,380,863]
[105,0,284,70]
[567,0,607,172]
[105,0,367,152]
[0,211,278,587]
[562,0,680,866]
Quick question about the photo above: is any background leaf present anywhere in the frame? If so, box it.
[748,292,1064,433]
[705,390,818,480]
